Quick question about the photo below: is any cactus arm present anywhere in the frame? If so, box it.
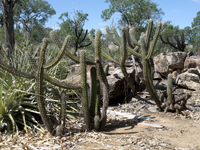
[60,90,67,134]
[94,80,100,132]
[35,38,55,135]
[127,46,141,58]
[145,19,153,51]
[27,52,82,89]
[140,35,162,110]
[112,27,122,45]
[126,26,135,49]
[0,60,35,79]
[146,21,163,60]
[50,30,95,65]
[167,73,175,104]
[90,67,97,117]
[101,51,120,65]
[80,50,91,130]
[44,74,82,89]
[120,27,127,67]
[105,26,120,46]
[129,27,140,46]
[44,35,72,69]
[95,29,109,130]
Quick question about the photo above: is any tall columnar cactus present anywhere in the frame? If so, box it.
[94,29,109,130]
[80,30,109,131]
[105,19,166,110]
[80,50,91,130]
[60,90,67,134]
[105,26,136,96]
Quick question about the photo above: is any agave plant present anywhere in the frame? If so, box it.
[0,69,42,137]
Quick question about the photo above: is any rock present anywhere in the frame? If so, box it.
[66,62,139,100]
[175,70,200,90]
[184,58,197,69]
[154,52,187,76]
[153,72,162,80]
[171,69,182,78]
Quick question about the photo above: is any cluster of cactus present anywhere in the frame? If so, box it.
[104,19,166,110]
[163,73,189,113]
[0,31,82,136]
[80,29,109,131]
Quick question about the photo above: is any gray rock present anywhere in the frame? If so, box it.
[154,52,187,76]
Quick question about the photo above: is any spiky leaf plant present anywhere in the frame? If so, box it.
[0,70,42,137]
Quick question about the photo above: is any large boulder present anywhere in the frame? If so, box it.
[154,52,187,76]
[175,68,200,91]
[66,62,139,100]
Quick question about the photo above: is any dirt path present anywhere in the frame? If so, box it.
[74,107,200,150]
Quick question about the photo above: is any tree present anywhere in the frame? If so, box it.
[13,0,56,39]
[0,0,55,60]
[191,11,200,52]
[58,10,91,55]
[1,0,19,59]
[101,0,164,30]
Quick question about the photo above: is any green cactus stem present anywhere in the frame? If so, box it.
[104,65,109,76]
[27,51,82,90]
[140,34,162,110]
[35,38,55,135]
[50,30,95,65]
[167,73,175,105]
[90,66,97,117]
[44,35,72,69]
[60,90,67,134]
[95,29,109,130]
[80,50,91,130]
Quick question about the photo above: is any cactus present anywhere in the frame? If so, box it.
[80,50,91,130]
[35,38,55,135]
[60,90,67,134]
[105,26,136,97]
[105,19,166,110]
[94,29,109,130]
[167,73,175,105]
[80,30,109,131]
[104,65,109,76]
[90,66,97,117]
[50,31,95,65]
[0,31,83,135]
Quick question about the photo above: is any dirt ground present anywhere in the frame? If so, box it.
[1,93,200,150]
[74,104,200,150]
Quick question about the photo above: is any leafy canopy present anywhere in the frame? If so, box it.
[101,0,164,28]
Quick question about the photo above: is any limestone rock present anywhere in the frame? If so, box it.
[175,68,200,90]
[154,52,187,76]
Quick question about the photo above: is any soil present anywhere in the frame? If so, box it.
[1,89,200,149]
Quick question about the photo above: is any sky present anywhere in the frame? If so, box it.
[45,0,200,32]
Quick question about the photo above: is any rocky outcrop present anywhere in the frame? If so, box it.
[175,68,200,91]
[154,52,187,76]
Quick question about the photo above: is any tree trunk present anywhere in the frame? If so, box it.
[1,0,15,60]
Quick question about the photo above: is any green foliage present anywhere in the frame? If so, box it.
[191,11,200,52]
[101,0,164,36]
[0,70,41,136]
[14,0,56,33]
